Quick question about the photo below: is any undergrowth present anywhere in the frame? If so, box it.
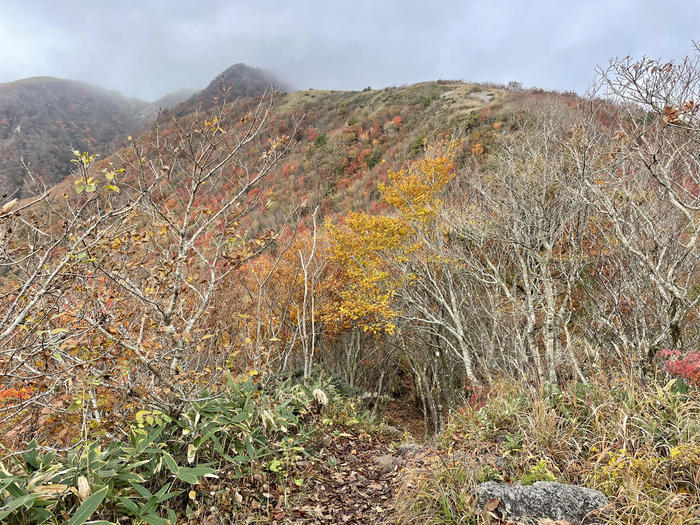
[0,373,329,524]
[394,377,700,524]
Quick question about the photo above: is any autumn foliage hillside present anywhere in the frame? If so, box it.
[0,77,150,197]
[0,48,698,524]
[0,65,282,198]
[139,79,511,236]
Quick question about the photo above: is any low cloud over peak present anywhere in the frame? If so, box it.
[0,0,697,100]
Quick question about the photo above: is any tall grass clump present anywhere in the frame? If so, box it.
[395,376,699,525]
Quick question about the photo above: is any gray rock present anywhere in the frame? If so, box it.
[382,424,403,438]
[372,454,403,474]
[397,443,422,456]
[476,481,608,524]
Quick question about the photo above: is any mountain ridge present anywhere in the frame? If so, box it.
[0,76,149,196]
[0,64,288,196]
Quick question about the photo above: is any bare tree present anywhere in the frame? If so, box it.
[0,88,299,441]
[578,46,700,369]
[0,154,148,436]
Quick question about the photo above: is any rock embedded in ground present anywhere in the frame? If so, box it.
[382,424,403,438]
[476,481,609,524]
[372,454,403,474]
[397,443,422,457]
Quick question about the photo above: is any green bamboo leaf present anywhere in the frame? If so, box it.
[0,494,38,519]
[142,513,169,525]
[245,435,256,459]
[174,469,198,484]
[161,452,179,475]
[130,483,153,499]
[65,486,108,525]
[0,478,22,497]
[117,496,139,515]
[115,471,146,483]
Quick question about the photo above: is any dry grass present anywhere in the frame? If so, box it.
[394,377,700,524]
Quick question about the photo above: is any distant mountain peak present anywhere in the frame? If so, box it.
[202,63,288,99]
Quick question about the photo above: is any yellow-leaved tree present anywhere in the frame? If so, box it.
[325,138,462,334]
[378,139,462,224]
[323,138,463,395]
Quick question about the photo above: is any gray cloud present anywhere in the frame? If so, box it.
[0,0,697,101]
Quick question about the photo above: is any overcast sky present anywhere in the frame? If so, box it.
[0,1,697,101]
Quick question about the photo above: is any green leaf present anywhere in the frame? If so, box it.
[229,410,251,424]
[117,496,139,515]
[225,370,236,390]
[0,494,38,519]
[21,443,40,470]
[0,477,22,494]
[65,486,108,525]
[154,489,180,504]
[142,513,170,525]
[130,483,153,499]
[245,435,257,459]
[161,452,179,475]
[115,471,146,483]
[32,507,56,521]
[175,470,199,484]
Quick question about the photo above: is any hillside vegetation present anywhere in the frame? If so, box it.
[0,64,283,198]
[0,47,698,524]
[0,77,149,196]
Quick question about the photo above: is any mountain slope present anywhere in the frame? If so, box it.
[84,79,509,237]
[136,88,198,123]
[0,77,150,196]
[0,65,287,196]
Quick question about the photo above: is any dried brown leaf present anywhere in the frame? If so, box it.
[484,497,500,512]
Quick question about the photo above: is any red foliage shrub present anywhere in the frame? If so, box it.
[464,385,487,411]
[368,201,384,215]
[306,128,319,142]
[0,387,32,401]
[660,350,700,385]
[247,187,261,204]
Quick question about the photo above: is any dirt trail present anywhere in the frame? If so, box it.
[281,429,402,523]
[273,400,438,525]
